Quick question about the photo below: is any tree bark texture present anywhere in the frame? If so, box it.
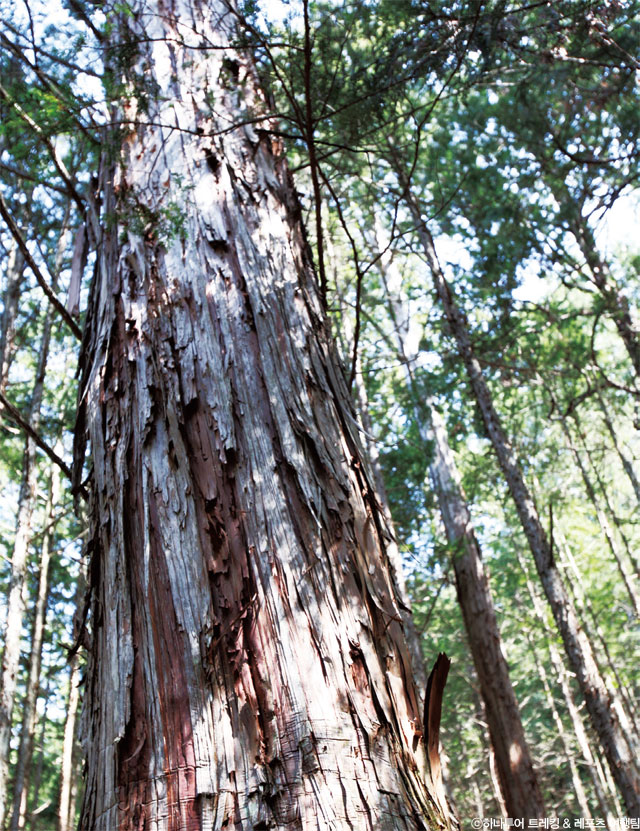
[375,227,544,819]
[397,186,640,816]
[75,4,449,830]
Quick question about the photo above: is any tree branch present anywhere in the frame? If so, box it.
[0,390,78,489]
[0,82,86,213]
[0,193,83,340]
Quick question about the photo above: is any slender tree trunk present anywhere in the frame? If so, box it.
[393,181,640,814]
[58,546,88,831]
[375,226,544,819]
[28,682,50,831]
[517,553,616,822]
[336,294,456,827]
[75,4,450,829]
[0,239,24,395]
[595,390,640,508]
[572,411,640,578]
[470,685,507,819]
[8,451,60,831]
[0,307,54,829]
[555,408,640,617]
[568,215,640,379]
[58,651,82,831]
[554,529,640,742]
[518,598,592,818]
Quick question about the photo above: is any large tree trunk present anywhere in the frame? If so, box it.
[374,228,544,819]
[74,4,450,830]
[391,178,640,815]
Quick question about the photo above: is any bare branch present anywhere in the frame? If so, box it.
[0,391,77,488]
[0,192,83,340]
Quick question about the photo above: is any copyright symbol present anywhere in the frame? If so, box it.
[471,820,482,829]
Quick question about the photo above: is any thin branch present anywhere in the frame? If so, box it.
[0,192,83,340]
[317,171,364,388]
[0,160,70,196]
[0,391,77,488]
[0,82,86,213]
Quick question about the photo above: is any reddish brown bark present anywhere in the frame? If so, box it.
[75,3,450,830]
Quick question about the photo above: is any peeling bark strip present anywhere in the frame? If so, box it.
[75,3,447,830]
[423,654,450,822]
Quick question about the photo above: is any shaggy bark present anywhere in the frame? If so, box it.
[75,3,450,829]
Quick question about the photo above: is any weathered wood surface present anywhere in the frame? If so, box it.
[75,2,449,829]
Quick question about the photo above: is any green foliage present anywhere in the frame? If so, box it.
[1,0,639,824]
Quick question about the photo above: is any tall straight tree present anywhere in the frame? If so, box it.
[371,226,544,820]
[391,179,640,816]
[0,299,56,830]
[74,2,450,829]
